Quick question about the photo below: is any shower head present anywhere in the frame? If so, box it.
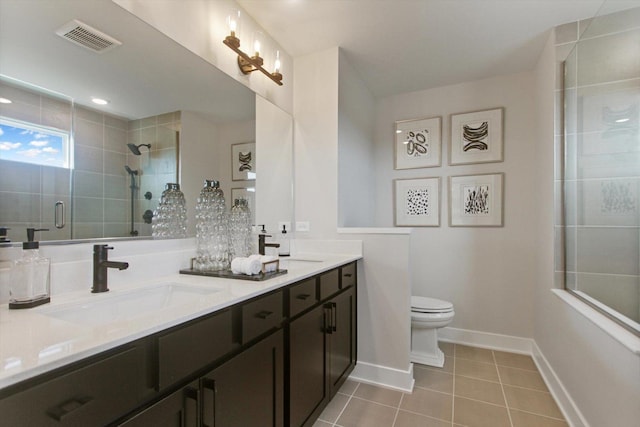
[127,143,151,155]
[124,165,138,175]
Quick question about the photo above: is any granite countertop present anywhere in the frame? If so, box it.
[0,254,361,389]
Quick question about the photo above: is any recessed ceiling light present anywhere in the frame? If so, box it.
[615,118,630,123]
[91,97,109,105]
[0,97,12,104]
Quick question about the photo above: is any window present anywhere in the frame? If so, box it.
[0,117,71,168]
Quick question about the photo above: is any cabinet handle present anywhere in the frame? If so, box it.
[331,302,337,332]
[296,293,311,300]
[324,304,333,334]
[256,310,273,319]
[47,396,92,421]
[202,379,216,427]
[183,387,200,427]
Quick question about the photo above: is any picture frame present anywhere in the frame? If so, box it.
[394,117,441,169]
[450,108,503,165]
[449,173,504,227]
[394,177,440,227]
[231,142,256,181]
[231,187,256,223]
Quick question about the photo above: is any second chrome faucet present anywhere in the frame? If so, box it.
[92,244,129,293]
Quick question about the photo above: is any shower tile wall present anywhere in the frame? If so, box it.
[0,81,72,242]
[557,8,640,324]
[73,106,129,239]
[127,111,180,237]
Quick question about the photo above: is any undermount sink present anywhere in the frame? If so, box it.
[40,283,222,327]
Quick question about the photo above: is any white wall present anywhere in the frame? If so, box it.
[532,29,640,427]
[293,47,340,238]
[373,73,538,338]
[338,50,376,227]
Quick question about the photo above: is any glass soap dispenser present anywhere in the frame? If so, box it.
[9,228,51,309]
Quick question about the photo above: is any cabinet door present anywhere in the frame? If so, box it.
[289,304,328,427]
[201,330,284,427]
[118,382,199,427]
[328,286,356,395]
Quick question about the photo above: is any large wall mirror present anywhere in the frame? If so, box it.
[562,2,640,335]
[0,0,293,243]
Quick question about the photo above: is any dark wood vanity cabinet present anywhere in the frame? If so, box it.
[0,261,357,427]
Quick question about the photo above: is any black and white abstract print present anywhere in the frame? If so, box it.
[406,188,430,216]
[405,128,430,157]
[462,121,489,152]
[463,185,490,215]
[238,151,252,172]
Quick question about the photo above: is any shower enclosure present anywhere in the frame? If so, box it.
[562,5,640,335]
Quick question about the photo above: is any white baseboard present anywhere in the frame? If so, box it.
[349,361,415,393]
[532,342,589,427]
[438,326,587,427]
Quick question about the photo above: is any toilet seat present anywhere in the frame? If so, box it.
[411,296,453,313]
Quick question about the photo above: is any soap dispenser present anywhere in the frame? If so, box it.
[278,224,290,257]
[9,228,51,309]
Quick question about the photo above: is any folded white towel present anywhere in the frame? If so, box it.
[231,257,262,275]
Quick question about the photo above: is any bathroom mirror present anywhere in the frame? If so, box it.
[0,0,293,242]
[562,2,640,335]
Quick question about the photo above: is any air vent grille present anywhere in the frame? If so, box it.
[56,20,122,53]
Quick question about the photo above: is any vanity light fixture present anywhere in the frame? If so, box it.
[222,10,283,86]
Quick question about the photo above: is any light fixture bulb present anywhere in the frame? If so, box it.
[252,31,263,57]
[227,10,240,36]
[274,50,281,74]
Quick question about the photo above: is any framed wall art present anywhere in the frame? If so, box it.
[395,177,440,226]
[450,108,503,165]
[394,117,441,169]
[231,142,256,181]
[449,173,504,227]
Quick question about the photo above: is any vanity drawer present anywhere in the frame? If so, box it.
[340,263,356,289]
[158,309,233,390]
[242,291,283,343]
[320,269,340,300]
[0,345,146,426]
[289,277,318,317]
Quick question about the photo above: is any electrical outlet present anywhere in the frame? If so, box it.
[278,221,291,233]
[295,221,310,232]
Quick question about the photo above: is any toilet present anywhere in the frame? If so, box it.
[410,296,455,367]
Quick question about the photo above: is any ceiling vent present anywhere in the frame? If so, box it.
[55,20,122,53]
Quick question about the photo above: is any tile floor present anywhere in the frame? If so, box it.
[313,343,568,427]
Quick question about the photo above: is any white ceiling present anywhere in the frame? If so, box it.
[237,0,637,97]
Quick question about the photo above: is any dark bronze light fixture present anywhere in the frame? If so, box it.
[223,10,283,86]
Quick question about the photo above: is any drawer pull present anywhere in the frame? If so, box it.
[184,387,200,427]
[331,302,337,332]
[47,396,92,421]
[256,310,273,319]
[296,293,311,301]
[343,273,353,277]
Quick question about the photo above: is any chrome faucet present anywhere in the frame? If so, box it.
[92,244,129,293]
[258,234,280,256]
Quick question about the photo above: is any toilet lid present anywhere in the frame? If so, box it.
[411,296,453,313]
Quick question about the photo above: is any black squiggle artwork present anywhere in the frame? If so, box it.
[238,151,252,172]
[464,185,490,215]
[462,121,488,151]
[405,129,429,157]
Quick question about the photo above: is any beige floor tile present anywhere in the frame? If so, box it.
[498,365,548,391]
[394,410,452,427]
[455,358,500,382]
[503,385,564,419]
[454,375,506,406]
[418,355,454,374]
[455,345,495,364]
[339,379,360,396]
[318,392,350,423]
[510,409,569,427]
[336,397,397,427]
[439,341,455,357]
[353,383,402,407]
[414,366,454,393]
[313,420,333,427]
[400,387,452,421]
[453,397,511,427]
[493,351,537,371]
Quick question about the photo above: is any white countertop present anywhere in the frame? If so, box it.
[0,254,361,389]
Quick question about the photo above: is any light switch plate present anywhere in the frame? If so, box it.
[295,221,310,232]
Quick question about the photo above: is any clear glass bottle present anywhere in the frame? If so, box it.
[229,198,252,260]
[152,183,187,238]
[9,228,51,309]
[194,180,229,271]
